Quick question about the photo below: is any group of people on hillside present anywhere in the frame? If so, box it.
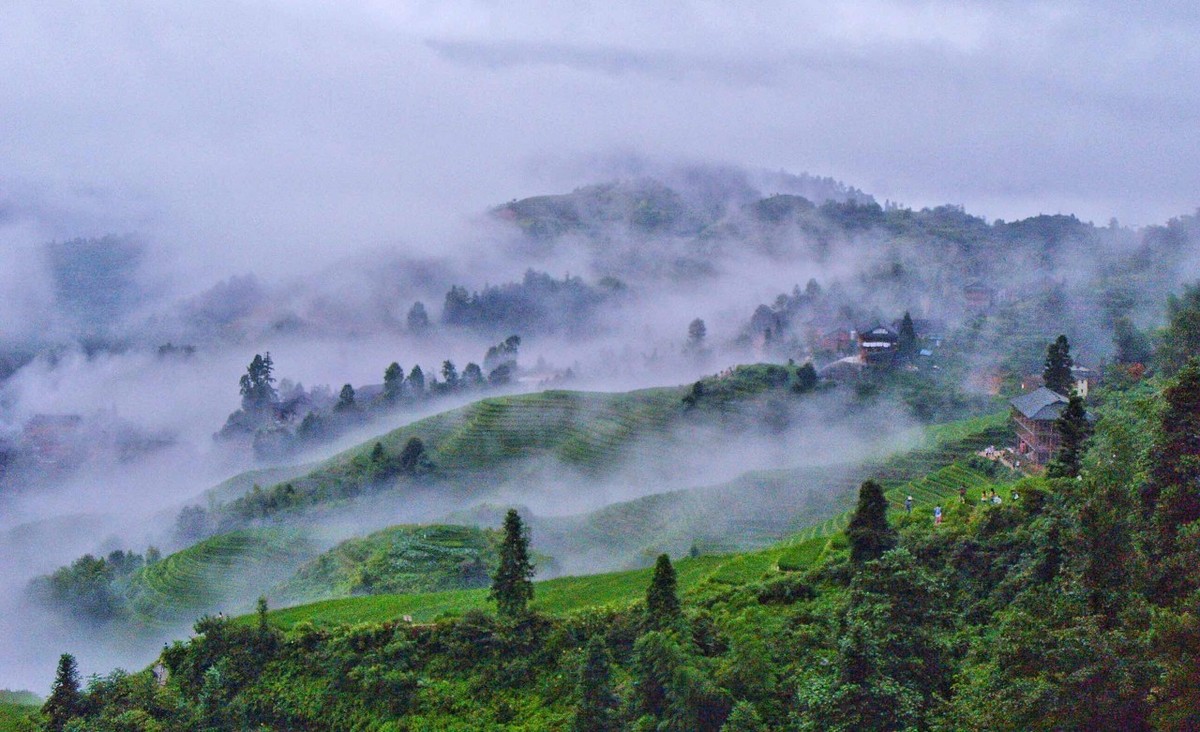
[904,486,1021,528]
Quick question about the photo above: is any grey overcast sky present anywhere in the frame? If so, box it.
[0,1,1197,272]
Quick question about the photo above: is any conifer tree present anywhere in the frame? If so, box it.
[646,553,681,628]
[1047,394,1090,479]
[491,509,534,618]
[408,365,425,395]
[897,311,918,362]
[572,635,617,732]
[383,362,404,402]
[335,383,356,411]
[1043,335,1074,396]
[43,653,81,732]
[239,352,278,413]
[1144,359,1200,601]
[846,480,896,564]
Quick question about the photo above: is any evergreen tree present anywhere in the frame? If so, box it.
[896,311,918,362]
[1144,359,1200,602]
[383,362,404,402]
[407,365,425,395]
[407,301,430,334]
[572,635,617,732]
[335,383,356,411]
[490,509,534,618]
[722,701,766,732]
[1047,394,1090,479]
[441,360,459,390]
[686,318,707,352]
[646,553,681,629]
[1043,335,1074,396]
[43,653,81,732]
[463,362,485,388]
[846,480,896,564]
[239,353,278,413]
[398,437,431,476]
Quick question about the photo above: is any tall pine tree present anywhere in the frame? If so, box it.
[1047,394,1090,479]
[1043,335,1075,396]
[646,553,681,629]
[846,480,897,564]
[490,509,534,618]
[897,311,918,362]
[572,635,618,732]
[383,362,404,402]
[43,653,81,732]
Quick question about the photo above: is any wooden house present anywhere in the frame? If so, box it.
[1010,387,1069,466]
[858,326,898,366]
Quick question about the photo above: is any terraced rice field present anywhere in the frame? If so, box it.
[124,529,316,627]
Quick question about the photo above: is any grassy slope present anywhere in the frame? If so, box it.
[263,411,1013,628]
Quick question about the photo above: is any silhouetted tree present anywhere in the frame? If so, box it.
[408,365,425,395]
[488,362,514,387]
[897,311,918,362]
[687,318,707,351]
[1043,335,1074,396]
[383,362,404,402]
[441,360,459,390]
[463,362,485,388]
[43,653,81,732]
[491,509,534,618]
[407,301,430,334]
[646,553,681,629]
[239,353,278,413]
[846,480,896,564]
[335,384,356,411]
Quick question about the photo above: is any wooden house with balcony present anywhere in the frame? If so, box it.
[1010,387,1071,466]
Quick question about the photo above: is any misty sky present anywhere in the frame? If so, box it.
[1,1,1197,277]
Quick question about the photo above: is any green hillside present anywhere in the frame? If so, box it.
[123,529,316,628]
[271,524,500,606]
[0,693,39,732]
[209,364,828,528]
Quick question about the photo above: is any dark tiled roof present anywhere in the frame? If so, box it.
[1010,387,1068,421]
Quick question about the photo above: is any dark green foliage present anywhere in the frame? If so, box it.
[398,437,433,476]
[491,509,535,618]
[897,311,918,362]
[383,362,404,402]
[846,480,896,564]
[42,654,81,732]
[29,551,144,624]
[1144,360,1200,602]
[335,383,356,412]
[463,362,485,387]
[1046,394,1090,479]
[239,353,278,413]
[572,636,617,732]
[1042,335,1074,396]
[646,554,681,629]
[793,362,818,393]
[1158,283,1200,376]
[407,301,430,333]
[441,360,459,390]
[1113,316,1153,365]
[407,365,425,395]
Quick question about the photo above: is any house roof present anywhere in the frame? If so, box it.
[1010,387,1068,421]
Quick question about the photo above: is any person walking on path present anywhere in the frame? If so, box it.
[934,505,943,525]
[905,495,913,514]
